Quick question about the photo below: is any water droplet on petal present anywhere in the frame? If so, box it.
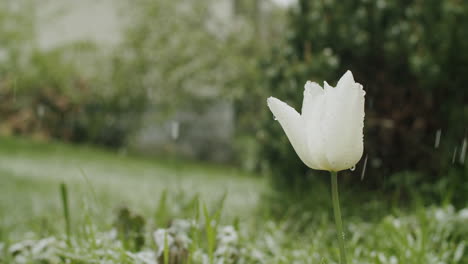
[273,116,278,121]
[350,165,356,171]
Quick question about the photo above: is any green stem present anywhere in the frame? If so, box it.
[331,171,347,264]
[60,183,71,246]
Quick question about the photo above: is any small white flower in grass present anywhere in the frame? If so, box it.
[31,237,56,255]
[153,221,192,264]
[193,249,209,264]
[9,240,35,255]
[153,229,174,257]
[129,251,157,264]
[250,249,265,262]
[217,226,238,245]
[170,219,192,234]
[459,208,468,220]
[215,226,240,262]
[267,70,365,171]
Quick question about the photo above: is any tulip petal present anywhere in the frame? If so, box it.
[302,81,323,114]
[324,81,333,91]
[336,70,355,88]
[323,71,365,171]
[301,82,332,170]
[267,97,316,169]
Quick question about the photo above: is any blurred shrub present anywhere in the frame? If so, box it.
[0,1,146,147]
[1,0,278,154]
[117,0,276,160]
[242,0,468,205]
[0,46,146,147]
[118,0,259,115]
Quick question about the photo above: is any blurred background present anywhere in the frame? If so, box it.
[1,1,468,262]
[0,0,467,210]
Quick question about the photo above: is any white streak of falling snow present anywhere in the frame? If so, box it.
[171,121,180,140]
[452,147,458,164]
[460,138,467,164]
[361,154,368,181]
[434,129,441,149]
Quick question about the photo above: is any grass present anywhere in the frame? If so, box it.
[0,136,467,264]
[0,137,263,238]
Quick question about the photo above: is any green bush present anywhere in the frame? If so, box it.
[0,1,147,147]
[248,0,468,205]
[117,0,260,116]
[0,45,147,147]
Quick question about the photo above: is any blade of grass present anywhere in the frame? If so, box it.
[164,231,169,264]
[203,203,215,264]
[60,182,71,246]
[156,189,168,227]
[188,195,201,264]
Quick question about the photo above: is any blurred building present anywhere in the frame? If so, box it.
[36,0,121,49]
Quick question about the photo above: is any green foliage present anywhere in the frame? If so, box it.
[2,182,468,264]
[0,1,146,147]
[0,44,146,147]
[118,0,260,116]
[0,0,35,71]
[114,207,146,252]
[249,0,468,205]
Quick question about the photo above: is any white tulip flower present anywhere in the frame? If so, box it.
[267,70,365,172]
[267,70,366,264]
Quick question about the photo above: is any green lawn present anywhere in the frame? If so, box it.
[0,137,466,264]
[0,137,263,238]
